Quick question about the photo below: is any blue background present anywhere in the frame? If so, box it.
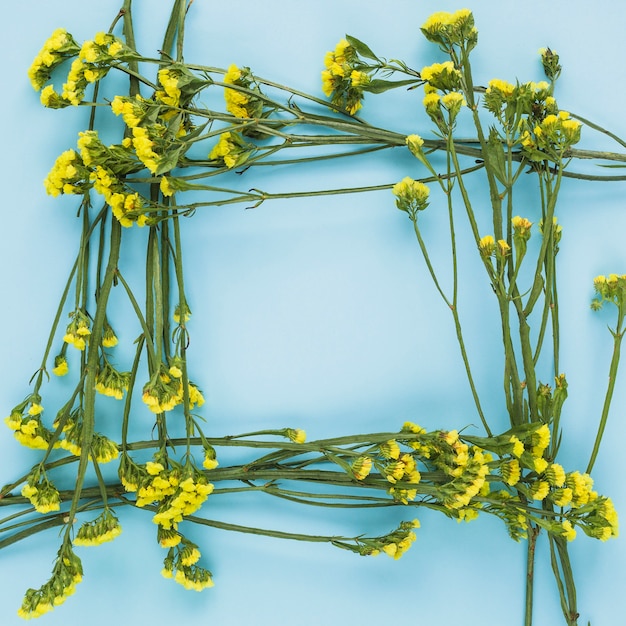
[1,1,624,624]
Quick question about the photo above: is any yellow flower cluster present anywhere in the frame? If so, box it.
[520,110,582,159]
[52,409,119,462]
[111,95,148,128]
[152,474,214,530]
[156,68,182,108]
[512,215,533,240]
[356,519,420,559]
[29,29,129,109]
[392,177,430,218]
[57,33,130,107]
[44,149,88,197]
[484,80,555,134]
[487,78,515,99]
[420,61,462,91]
[27,28,80,91]
[155,62,205,112]
[119,456,214,531]
[162,541,214,591]
[17,544,83,619]
[478,234,510,259]
[549,476,617,542]
[95,361,130,400]
[223,64,262,119]
[420,9,477,48]
[386,457,422,505]
[592,273,626,311]
[209,130,254,169]
[370,439,422,504]
[586,497,619,541]
[76,130,109,167]
[141,367,205,414]
[74,509,122,547]
[119,458,177,502]
[321,39,369,115]
[90,164,147,227]
[132,126,162,174]
[439,443,491,510]
[5,410,54,451]
[21,473,61,514]
[63,309,91,351]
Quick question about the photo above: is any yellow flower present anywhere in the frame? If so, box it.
[545,463,566,488]
[423,91,441,113]
[202,455,219,471]
[508,435,524,457]
[209,131,252,169]
[497,239,511,256]
[530,480,550,501]
[551,487,573,507]
[380,440,401,460]
[487,78,515,98]
[146,461,165,476]
[132,126,160,173]
[392,177,430,216]
[158,527,182,548]
[4,412,22,431]
[28,403,44,416]
[352,456,373,481]
[108,41,123,57]
[421,9,475,46]
[500,459,521,486]
[533,457,548,474]
[101,325,118,348]
[157,68,182,108]
[561,520,576,542]
[160,176,175,197]
[350,70,369,88]
[443,430,459,445]
[530,423,550,456]
[286,428,306,444]
[441,91,466,115]
[420,61,461,90]
[479,235,496,257]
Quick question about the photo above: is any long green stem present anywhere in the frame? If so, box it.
[586,314,624,474]
[63,219,122,539]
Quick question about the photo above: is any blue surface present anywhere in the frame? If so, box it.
[1,1,625,624]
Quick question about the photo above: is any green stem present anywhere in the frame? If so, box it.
[63,219,122,541]
[586,313,624,474]
[525,524,540,626]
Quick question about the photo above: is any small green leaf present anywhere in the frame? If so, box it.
[346,35,380,62]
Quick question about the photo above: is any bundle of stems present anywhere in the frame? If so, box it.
[2,3,624,624]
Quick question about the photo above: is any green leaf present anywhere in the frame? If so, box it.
[155,144,187,175]
[362,78,419,94]
[482,127,508,184]
[346,35,380,62]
